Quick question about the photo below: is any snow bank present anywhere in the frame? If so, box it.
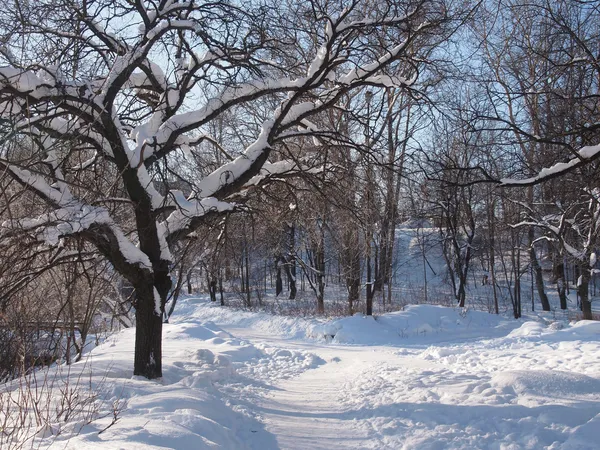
[491,370,600,401]
[312,305,518,345]
[177,298,326,340]
[182,301,519,346]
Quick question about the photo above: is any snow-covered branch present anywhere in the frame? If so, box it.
[500,144,600,187]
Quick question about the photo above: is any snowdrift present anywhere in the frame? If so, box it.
[310,305,519,345]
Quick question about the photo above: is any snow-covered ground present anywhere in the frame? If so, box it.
[3,298,600,450]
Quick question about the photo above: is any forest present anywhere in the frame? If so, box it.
[0,0,598,385]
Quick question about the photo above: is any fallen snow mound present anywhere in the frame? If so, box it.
[311,305,518,345]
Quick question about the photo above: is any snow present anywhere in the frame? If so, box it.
[154,288,162,316]
[190,120,274,198]
[309,305,515,345]
[5,297,600,450]
[0,67,51,98]
[338,38,414,87]
[0,165,152,269]
[501,144,600,185]
[162,196,235,238]
[244,160,303,187]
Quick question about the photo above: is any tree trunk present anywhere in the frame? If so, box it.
[133,283,163,379]
[457,277,466,308]
[528,228,550,311]
[344,228,361,315]
[186,269,193,294]
[275,260,283,296]
[288,269,297,300]
[245,246,251,307]
[219,274,224,306]
[366,249,374,315]
[580,265,592,320]
[554,260,567,310]
[288,224,297,300]
[316,233,325,314]
[208,271,217,302]
[513,246,522,319]
[488,200,499,314]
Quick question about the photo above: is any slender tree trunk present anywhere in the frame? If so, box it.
[512,244,522,319]
[456,208,475,309]
[288,224,297,300]
[580,264,592,320]
[316,234,325,314]
[219,274,224,306]
[554,259,567,310]
[528,228,550,311]
[488,200,499,314]
[575,264,581,308]
[186,269,193,294]
[344,228,361,315]
[565,256,570,295]
[245,245,251,307]
[366,248,373,315]
[167,292,179,319]
[422,230,428,303]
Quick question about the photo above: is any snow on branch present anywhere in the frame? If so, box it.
[0,0,443,278]
[500,144,600,186]
[243,160,322,187]
[0,164,152,269]
[161,196,235,243]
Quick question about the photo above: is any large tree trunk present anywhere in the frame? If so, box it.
[133,283,163,379]
[457,277,466,308]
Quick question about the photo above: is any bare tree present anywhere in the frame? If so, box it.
[0,0,459,378]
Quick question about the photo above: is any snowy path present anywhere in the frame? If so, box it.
[254,350,379,450]
[218,315,600,450]
[224,327,436,449]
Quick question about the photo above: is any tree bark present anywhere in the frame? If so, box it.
[528,228,550,311]
[366,249,374,315]
[580,265,593,320]
[315,232,326,314]
[554,259,567,310]
[288,224,297,300]
[186,269,193,294]
[488,198,499,314]
[343,228,361,315]
[133,283,163,379]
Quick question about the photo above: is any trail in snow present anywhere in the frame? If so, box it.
[222,326,433,449]
[209,306,600,450]
[255,349,382,450]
